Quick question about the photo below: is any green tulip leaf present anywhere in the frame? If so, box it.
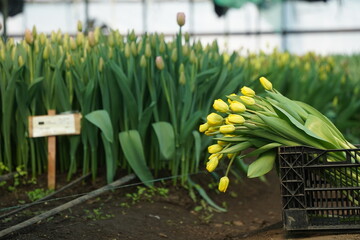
[247,150,276,178]
[85,110,113,143]
[152,122,175,160]
[119,130,154,186]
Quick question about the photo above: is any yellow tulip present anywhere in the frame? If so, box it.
[24,29,33,45]
[227,93,237,104]
[228,114,245,124]
[240,96,255,106]
[259,76,273,91]
[145,43,152,58]
[241,86,255,97]
[77,20,83,32]
[131,41,137,56]
[171,48,177,62]
[88,31,96,47]
[208,144,223,154]
[179,71,186,85]
[213,99,229,113]
[217,140,227,146]
[206,155,219,172]
[207,113,223,126]
[177,12,186,27]
[225,118,231,125]
[227,153,234,159]
[140,55,147,68]
[218,176,229,192]
[199,122,209,133]
[219,125,235,134]
[230,101,246,113]
[155,56,165,70]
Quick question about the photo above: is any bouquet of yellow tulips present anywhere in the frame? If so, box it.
[199,77,357,193]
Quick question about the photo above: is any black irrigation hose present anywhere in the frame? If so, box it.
[0,172,91,221]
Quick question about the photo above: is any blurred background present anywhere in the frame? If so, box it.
[1,0,360,55]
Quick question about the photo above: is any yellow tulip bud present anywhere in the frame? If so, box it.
[259,76,273,91]
[145,43,151,58]
[199,122,209,133]
[32,25,37,39]
[24,29,33,45]
[182,44,189,56]
[213,99,229,113]
[69,37,76,50]
[241,86,255,97]
[190,50,197,64]
[220,124,235,134]
[129,30,136,41]
[171,48,177,62]
[108,47,113,59]
[11,47,16,61]
[0,48,5,61]
[18,55,24,67]
[39,33,46,46]
[56,29,62,43]
[77,20,83,32]
[124,43,131,58]
[94,27,100,44]
[228,114,245,124]
[37,40,43,53]
[217,141,227,146]
[227,93,237,104]
[230,101,246,113]
[227,153,235,159]
[176,12,186,27]
[88,31,96,47]
[207,113,223,126]
[179,71,186,85]
[7,38,14,49]
[218,176,229,192]
[131,41,137,56]
[140,55,147,68]
[207,126,219,133]
[155,56,164,70]
[240,96,255,106]
[76,32,84,46]
[184,32,190,42]
[159,40,166,54]
[179,63,185,73]
[150,35,156,48]
[107,33,115,47]
[208,144,223,154]
[223,53,230,64]
[206,156,219,172]
[43,45,49,60]
[225,118,231,125]
[98,57,104,72]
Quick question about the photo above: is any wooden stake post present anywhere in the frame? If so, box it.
[47,110,56,190]
[28,111,82,190]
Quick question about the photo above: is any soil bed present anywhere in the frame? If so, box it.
[0,170,359,240]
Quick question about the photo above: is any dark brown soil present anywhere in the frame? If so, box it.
[0,170,359,240]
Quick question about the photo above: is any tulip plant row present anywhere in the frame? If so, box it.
[0,13,359,194]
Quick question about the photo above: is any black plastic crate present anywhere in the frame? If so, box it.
[279,146,360,231]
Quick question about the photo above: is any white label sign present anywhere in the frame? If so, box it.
[28,113,82,138]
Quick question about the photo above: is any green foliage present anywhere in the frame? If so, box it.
[27,188,54,202]
[123,186,169,205]
[0,25,359,187]
[83,207,114,220]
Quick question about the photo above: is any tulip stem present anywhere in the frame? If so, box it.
[225,153,237,176]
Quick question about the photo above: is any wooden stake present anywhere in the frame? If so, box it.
[48,110,56,190]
